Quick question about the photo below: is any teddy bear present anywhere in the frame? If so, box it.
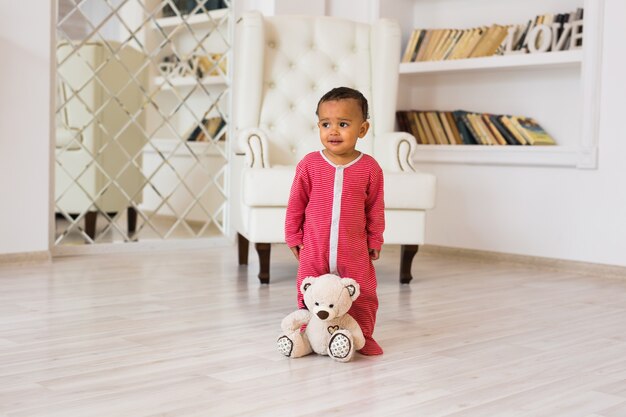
[277,274,365,362]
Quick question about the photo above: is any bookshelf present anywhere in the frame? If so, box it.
[378,0,603,169]
[151,8,229,30]
[155,75,226,89]
[147,5,230,142]
[146,138,225,156]
[399,50,583,75]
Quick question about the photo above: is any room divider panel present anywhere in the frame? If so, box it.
[55,0,231,245]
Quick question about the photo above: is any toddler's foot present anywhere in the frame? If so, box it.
[358,336,383,355]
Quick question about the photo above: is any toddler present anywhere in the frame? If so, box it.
[285,86,385,355]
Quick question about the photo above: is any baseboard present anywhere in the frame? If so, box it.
[52,236,232,257]
[420,245,626,279]
[0,250,51,265]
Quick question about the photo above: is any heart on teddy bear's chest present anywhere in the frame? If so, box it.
[327,325,339,335]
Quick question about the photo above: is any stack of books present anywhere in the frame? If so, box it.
[402,8,584,62]
[402,25,508,62]
[395,110,556,146]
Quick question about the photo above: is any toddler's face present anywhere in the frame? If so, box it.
[317,99,369,162]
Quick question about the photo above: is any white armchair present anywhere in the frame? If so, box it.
[56,41,148,241]
[233,12,436,283]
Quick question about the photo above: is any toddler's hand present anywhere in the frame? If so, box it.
[369,248,380,260]
[290,244,304,260]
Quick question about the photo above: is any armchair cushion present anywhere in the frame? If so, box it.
[242,163,436,211]
[242,166,295,207]
[384,171,436,210]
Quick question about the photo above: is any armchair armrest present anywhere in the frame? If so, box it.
[376,132,418,172]
[236,127,271,168]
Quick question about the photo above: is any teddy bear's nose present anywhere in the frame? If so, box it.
[317,310,329,320]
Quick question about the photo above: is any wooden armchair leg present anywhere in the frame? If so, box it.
[255,243,271,284]
[400,244,419,284]
[127,206,137,234]
[84,211,97,241]
[238,233,249,265]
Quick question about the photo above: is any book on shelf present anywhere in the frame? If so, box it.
[405,111,421,144]
[451,111,478,145]
[443,31,465,60]
[414,113,429,145]
[402,7,584,63]
[488,115,519,145]
[439,112,458,145]
[510,116,557,145]
[396,110,556,146]
[402,29,423,63]
[467,113,494,145]
[455,27,483,59]
[426,111,449,144]
[418,112,437,145]
[448,29,473,60]
[444,112,463,145]
[499,116,528,145]
[460,112,484,145]
[482,114,508,145]
[412,30,433,61]
[185,116,226,142]
[396,110,410,133]
[433,29,457,61]
[422,29,444,61]
[477,25,510,57]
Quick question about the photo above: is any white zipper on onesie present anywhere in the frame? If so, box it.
[319,151,364,275]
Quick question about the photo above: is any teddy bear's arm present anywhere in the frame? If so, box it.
[340,314,366,350]
[281,309,312,333]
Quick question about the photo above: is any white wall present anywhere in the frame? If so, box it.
[420,0,626,267]
[1,0,625,268]
[239,0,326,17]
[238,0,626,268]
[0,2,52,255]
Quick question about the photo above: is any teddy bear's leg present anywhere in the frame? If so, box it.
[328,329,355,362]
[277,331,312,358]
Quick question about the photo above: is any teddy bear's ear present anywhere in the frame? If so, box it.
[300,277,316,295]
[340,278,360,301]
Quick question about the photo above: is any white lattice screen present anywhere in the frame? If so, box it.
[55,0,231,245]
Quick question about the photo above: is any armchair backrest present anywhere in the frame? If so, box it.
[235,12,401,166]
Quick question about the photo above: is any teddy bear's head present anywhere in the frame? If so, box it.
[300,274,360,322]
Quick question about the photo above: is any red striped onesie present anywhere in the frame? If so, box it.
[285,150,385,355]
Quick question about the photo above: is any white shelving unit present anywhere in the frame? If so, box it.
[146,138,224,156]
[377,0,603,169]
[151,8,229,30]
[399,50,583,75]
[147,6,230,134]
[154,75,226,89]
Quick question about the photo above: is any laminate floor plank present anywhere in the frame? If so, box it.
[1,244,625,416]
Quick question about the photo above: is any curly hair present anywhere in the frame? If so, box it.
[316,87,369,120]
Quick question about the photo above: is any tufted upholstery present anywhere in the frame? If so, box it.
[233,12,437,284]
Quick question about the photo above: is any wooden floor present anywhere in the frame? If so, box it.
[1,244,625,417]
